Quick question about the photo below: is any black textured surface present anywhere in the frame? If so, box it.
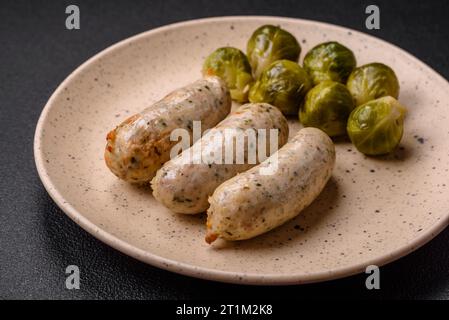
[1,0,449,300]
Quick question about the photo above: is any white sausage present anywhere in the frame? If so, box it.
[205,127,336,243]
[105,76,231,183]
[151,103,289,214]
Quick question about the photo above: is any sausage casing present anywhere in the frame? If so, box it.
[205,127,336,243]
[104,77,231,183]
[151,103,289,214]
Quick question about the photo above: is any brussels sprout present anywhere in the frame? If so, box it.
[346,63,400,106]
[202,47,253,103]
[303,41,356,85]
[249,60,312,115]
[300,81,355,137]
[347,96,406,155]
[247,25,301,79]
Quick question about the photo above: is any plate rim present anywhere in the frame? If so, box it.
[34,15,449,285]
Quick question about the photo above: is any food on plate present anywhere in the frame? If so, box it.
[205,127,335,243]
[300,81,355,137]
[202,47,253,103]
[103,23,410,244]
[104,76,231,183]
[347,96,406,155]
[248,60,312,115]
[151,103,289,214]
[303,41,356,85]
[247,25,301,79]
[346,62,400,106]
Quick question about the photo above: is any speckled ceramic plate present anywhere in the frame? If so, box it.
[34,16,449,285]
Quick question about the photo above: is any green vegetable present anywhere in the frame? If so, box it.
[303,41,356,85]
[346,63,400,106]
[300,81,355,137]
[247,25,301,79]
[202,47,253,103]
[249,60,312,115]
[347,96,406,155]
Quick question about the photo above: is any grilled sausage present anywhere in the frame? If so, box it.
[151,103,289,214]
[205,127,335,243]
[104,77,231,183]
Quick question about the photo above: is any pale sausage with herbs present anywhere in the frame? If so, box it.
[205,127,336,243]
[104,76,231,183]
[151,103,289,214]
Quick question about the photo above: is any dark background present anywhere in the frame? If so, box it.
[1,0,449,300]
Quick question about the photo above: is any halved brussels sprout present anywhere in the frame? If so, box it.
[249,60,312,115]
[303,41,356,85]
[347,96,406,155]
[300,81,355,137]
[247,25,301,79]
[347,63,400,106]
[202,47,253,103]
